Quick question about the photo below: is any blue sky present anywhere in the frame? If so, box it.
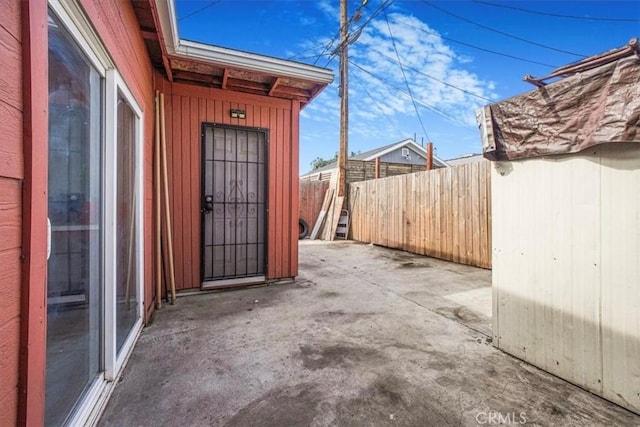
[175,0,640,173]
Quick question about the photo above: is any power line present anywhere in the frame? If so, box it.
[387,15,557,68]
[362,45,495,102]
[383,8,430,141]
[178,1,222,22]
[322,0,396,67]
[281,0,395,67]
[287,41,333,62]
[472,0,640,23]
[349,60,474,128]
[314,36,340,65]
[352,74,397,128]
[311,0,381,65]
[421,0,588,58]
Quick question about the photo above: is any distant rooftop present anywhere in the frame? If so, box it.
[302,138,448,176]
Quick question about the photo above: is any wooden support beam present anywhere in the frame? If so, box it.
[173,70,221,84]
[221,68,229,89]
[375,157,380,179]
[148,0,173,81]
[268,77,281,96]
[269,85,312,97]
[426,142,433,170]
[337,0,348,198]
[19,1,48,424]
[140,30,158,40]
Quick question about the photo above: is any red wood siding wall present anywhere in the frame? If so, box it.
[80,0,156,318]
[155,75,300,290]
[1,0,23,422]
[0,0,157,423]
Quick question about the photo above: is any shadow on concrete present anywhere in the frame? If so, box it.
[99,241,639,426]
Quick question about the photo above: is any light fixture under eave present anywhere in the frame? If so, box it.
[230,109,246,119]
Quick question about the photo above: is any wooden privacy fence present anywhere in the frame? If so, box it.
[348,161,492,269]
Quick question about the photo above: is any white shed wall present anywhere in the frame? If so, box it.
[492,142,640,415]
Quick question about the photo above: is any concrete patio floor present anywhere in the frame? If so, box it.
[99,241,640,426]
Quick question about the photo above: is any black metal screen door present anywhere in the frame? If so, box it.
[201,124,267,282]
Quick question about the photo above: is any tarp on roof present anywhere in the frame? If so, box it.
[479,43,640,162]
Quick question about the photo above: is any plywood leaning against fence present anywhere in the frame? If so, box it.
[299,179,330,236]
[348,161,492,269]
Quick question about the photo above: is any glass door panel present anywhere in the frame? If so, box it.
[115,93,139,354]
[46,12,102,426]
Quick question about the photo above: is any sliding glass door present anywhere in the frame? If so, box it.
[45,3,144,425]
[46,11,103,426]
[115,93,140,354]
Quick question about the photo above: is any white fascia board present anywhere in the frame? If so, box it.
[157,0,179,54]
[178,40,334,84]
[433,156,449,167]
[157,0,333,85]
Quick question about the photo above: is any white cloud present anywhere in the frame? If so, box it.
[347,12,498,128]
[300,10,497,161]
[316,0,339,22]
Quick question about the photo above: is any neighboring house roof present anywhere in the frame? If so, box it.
[301,138,448,177]
[353,138,447,165]
[445,153,484,166]
[134,1,334,107]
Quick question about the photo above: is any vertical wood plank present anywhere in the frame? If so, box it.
[18,1,48,423]
[452,165,460,263]
[269,107,279,278]
[290,102,300,276]
[191,97,203,285]
[180,96,191,288]
[346,163,492,269]
[282,107,291,276]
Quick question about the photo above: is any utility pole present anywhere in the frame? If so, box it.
[337,0,348,198]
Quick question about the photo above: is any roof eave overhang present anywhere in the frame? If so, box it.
[178,40,334,85]
[153,0,334,103]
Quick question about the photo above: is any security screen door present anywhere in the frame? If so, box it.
[201,124,267,283]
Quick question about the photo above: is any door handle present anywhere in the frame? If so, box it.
[202,195,213,214]
[47,217,51,260]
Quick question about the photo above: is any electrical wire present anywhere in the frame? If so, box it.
[472,0,640,23]
[322,0,396,67]
[178,1,222,22]
[387,15,557,68]
[310,0,381,65]
[352,74,397,127]
[277,0,395,66]
[287,42,333,61]
[349,60,474,128]
[421,0,588,58]
[361,45,495,102]
[382,8,431,141]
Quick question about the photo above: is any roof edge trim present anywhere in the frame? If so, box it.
[155,0,334,85]
[362,139,448,167]
[178,40,334,84]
